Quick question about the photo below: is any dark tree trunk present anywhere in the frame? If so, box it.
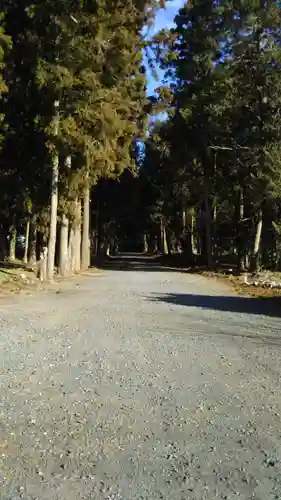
[28,224,37,267]
[203,183,213,269]
[236,187,246,272]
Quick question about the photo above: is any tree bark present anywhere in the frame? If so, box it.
[59,155,72,276]
[160,218,168,255]
[191,208,197,255]
[47,153,59,280]
[196,209,203,256]
[59,213,69,276]
[212,151,217,261]
[105,240,110,257]
[47,100,60,281]
[166,229,172,256]
[23,219,30,264]
[250,208,263,272]
[28,224,37,267]
[38,246,48,282]
[68,225,75,274]
[182,206,193,261]
[236,187,245,271]
[74,199,81,272]
[81,184,90,270]
[212,201,217,260]
[204,184,213,269]
[9,226,16,262]
[143,233,148,254]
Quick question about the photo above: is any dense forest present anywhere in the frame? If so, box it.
[0,0,281,280]
[0,0,152,279]
[141,0,281,272]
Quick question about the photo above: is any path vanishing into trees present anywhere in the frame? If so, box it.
[1,255,281,499]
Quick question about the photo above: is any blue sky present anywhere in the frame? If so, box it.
[145,0,185,95]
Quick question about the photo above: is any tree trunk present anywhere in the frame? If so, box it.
[38,246,48,282]
[189,208,196,255]
[47,153,59,280]
[160,218,168,255]
[47,100,60,281]
[196,209,203,256]
[204,184,213,269]
[81,184,90,270]
[143,233,148,254]
[236,187,245,271]
[212,201,217,260]
[59,155,72,276]
[250,208,263,272]
[23,219,30,264]
[59,213,69,277]
[9,226,16,262]
[68,225,75,274]
[166,229,172,256]
[182,208,186,231]
[212,151,217,261]
[182,206,194,261]
[105,240,110,257]
[74,199,81,272]
[28,224,37,267]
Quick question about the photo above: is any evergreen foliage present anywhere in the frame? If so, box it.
[1,0,281,276]
[0,0,154,274]
[137,0,281,271]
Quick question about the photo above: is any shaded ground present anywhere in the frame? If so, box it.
[150,292,281,319]
[95,253,281,299]
[1,254,281,499]
[94,253,182,273]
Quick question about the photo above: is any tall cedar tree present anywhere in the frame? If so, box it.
[139,0,281,271]
[0,0,153,276]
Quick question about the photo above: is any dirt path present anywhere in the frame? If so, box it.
[1,256,281,499]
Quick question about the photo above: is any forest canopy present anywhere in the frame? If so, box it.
[0,0,281,278]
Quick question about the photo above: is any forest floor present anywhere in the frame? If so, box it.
[1,253,281,500]
[0,260,102,299]
[203,269,281,298]
[0,260,38,298]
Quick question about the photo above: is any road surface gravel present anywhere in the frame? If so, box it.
[1,256,281,500]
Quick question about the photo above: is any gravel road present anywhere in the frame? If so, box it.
[1,255,281,500]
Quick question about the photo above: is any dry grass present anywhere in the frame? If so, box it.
[0,261,103,299]
[200,270,281,298]
[0,261,39,297]
[154,254,281,299]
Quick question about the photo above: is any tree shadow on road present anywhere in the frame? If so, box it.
[0,260,26,270]
[93,255,186,273]
[150,292,281,319]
